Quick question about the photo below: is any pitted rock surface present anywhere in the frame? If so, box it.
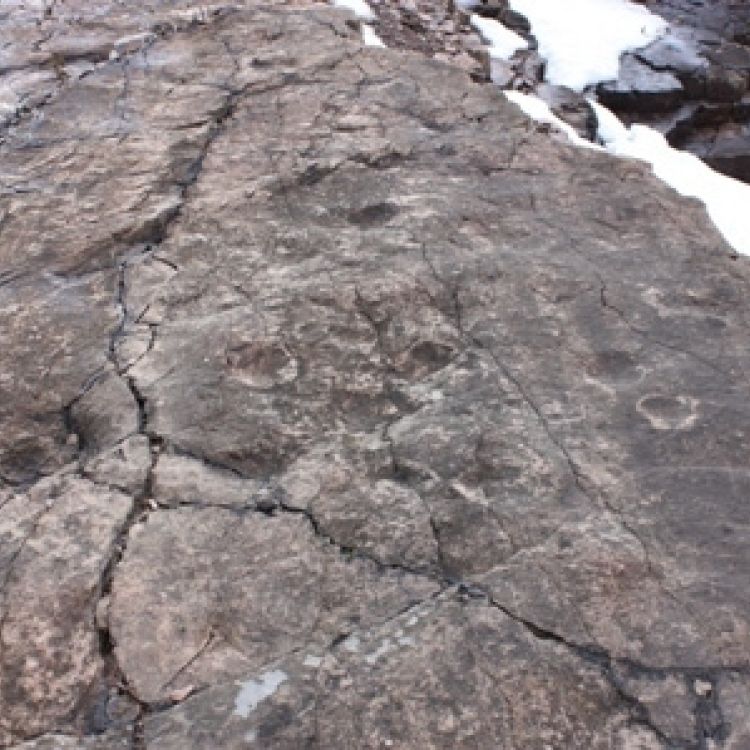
[2,1,750,748]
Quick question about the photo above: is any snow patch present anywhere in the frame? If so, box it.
[591,101,750,255]
[331,0,375,22]
[233,670,287,719]
[470,15,527,60]
[330,0,383,47]
[504,91,601,151]
[362,23,386,48]
[508,0,668,90]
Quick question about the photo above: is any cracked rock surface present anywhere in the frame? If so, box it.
[2,1,750,748]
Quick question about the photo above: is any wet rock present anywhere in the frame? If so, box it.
[635,28,707,76]
[700,129,750,182]
[656,97,750,180]
[536,82,597,139]
[643,0,750,48]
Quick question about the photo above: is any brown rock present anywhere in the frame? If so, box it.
[109,509,437,704]
[0,475,132,741]
[2,2,750,747]
[143,595,666,749]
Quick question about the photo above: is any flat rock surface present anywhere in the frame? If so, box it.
[2,1,750,748]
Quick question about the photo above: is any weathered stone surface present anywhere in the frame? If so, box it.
[718,674,750,748]
[81,435,152,497]
[151,453,264,510]
[109,510,438,704]
[70,369,139,456]
[2,1,750,747]
[0,272,117,485]
[143,595,665,749]
[613,671,697,744]
[0,475,132,744]
[7,732,130,750]
[280,435,440,568]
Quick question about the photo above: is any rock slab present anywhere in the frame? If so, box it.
[1,1,750,748]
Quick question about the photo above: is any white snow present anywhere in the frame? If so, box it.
[507,0,668,90]
[362,23,386,48]
[470,15,528,60]
[591,101,750,255]
[331,0,375,22]
[504,91,601,151]
[233,670,287,719]
[330,0,384,46]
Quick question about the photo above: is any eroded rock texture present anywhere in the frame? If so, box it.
[2,1,750,748]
